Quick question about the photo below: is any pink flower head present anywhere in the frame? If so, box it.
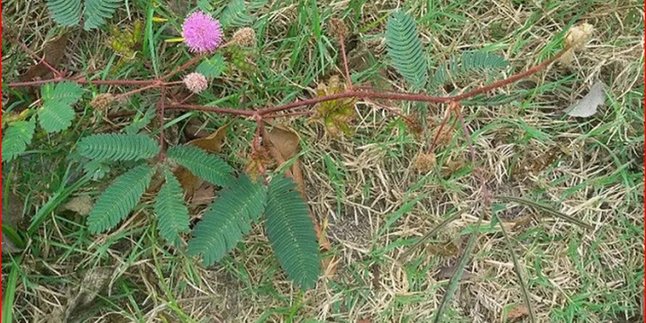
[182,11,223,53]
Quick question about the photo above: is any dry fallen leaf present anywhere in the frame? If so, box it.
[566,81,606,118]
[174,125,228,198]
[63,266,114,322]
[426,240,459,257]
[505,304,530,321]
[190,184,215,207]
[2,191,25,254]
[20,34,69,82]
[62,195,93,216]
[435,264,475,281]
[264,124,304,193]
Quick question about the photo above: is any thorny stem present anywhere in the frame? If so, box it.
[167,45,570,117]
[10,45,570,121]
[161,54,205,81]
[165,104,256,116]
[263,110,314,119]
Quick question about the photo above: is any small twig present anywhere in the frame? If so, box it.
[338,34,353,89]
[15,40,63,77]
[426,106,453,152]
[114,83,160,100]
[157,87,168,160]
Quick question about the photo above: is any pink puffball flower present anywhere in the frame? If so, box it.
[181,11,223,53]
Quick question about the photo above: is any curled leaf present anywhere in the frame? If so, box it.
[310,76,356,137]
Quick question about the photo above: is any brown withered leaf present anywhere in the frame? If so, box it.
[310,75,357,137]
[174,125,228,198]
[62,266,114,322]
[263,124,333,262]
[435,264,475,281]
[2,191,25,254]
[20,33,69,82]
[264,125,303,189]
[62,195,93,216]
[190,184,215,207]
[426,240,459,257]
[504,304,530,321]
[512,145,569,180]
[107,20,144,60]
[244,146,273,181]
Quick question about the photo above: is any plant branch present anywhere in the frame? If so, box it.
[165,104,256,116]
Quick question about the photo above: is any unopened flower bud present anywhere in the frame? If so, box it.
[329,18,348,40]
[413,152,436,173]
[90,93,115,110]
[565,23,594,50]
[559,23,594,65]
[183,72,208,94]
[231,27,256,47]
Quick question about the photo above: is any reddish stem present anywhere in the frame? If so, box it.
[165,104,256,116]
[427,108,452,152]
[161,54,205,81]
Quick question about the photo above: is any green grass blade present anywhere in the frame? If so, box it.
[3,256,21,323]
[495,213,536,322]
[400,212,460,260]
[495,195,593,230]
[433,211,484,323]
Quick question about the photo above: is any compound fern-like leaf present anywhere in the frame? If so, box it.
[167,145,235,187]
[83,0,121,30]
[187,174,267,266]
[47,0,120,29]
[87,164,155,233]
[430,51,509,88]
[386,11,428,90]
[77,133,159,162]
[154,170,190,246]
[38,82,84,133]
[46,0,82,26]
[265,175,320,289]
[196,53,225,78]
[219,0,253,28]
[2,118,36,162]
